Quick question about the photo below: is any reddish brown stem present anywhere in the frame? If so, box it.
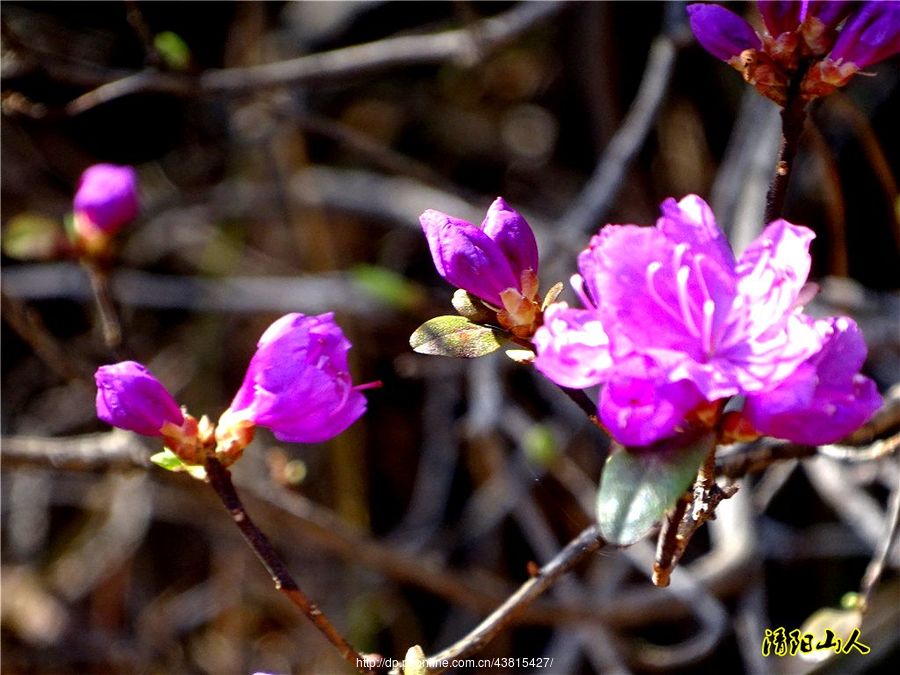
[765,74,809,223]
[203,457,376,674]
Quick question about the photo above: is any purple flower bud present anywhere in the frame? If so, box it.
[420,197,538,307]
[228,313,371,443]
[687,3,762,60]
[830,1,900,68]
[744,317,882,444]
[95,361,184,436]
[74,164,139,236]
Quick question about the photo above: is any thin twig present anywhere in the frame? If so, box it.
[0,290,88,381]
[58,2,568,115]
[858,462,900,612]
[716,431,900,479]
[81,259,123,351]
[202,457,374,675]
[555,33,679,243]
[411,525,606,674]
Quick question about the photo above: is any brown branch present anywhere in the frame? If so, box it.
[764,74,809,222]
[202,457,375,675]
[54,2,569,115]
[411,525,607,674]
[716,431,900,479]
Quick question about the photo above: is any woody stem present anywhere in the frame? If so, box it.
[203,457,377,674]
[765,69,809,223]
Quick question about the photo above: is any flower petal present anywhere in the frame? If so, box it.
[533,302,612,389]
[687,3,762,60]
[480,197,539,277]
[657,194,736,271]
[757,0,803,36]
[744,317,882,444]
[599,357,705,446]
[830,1,900,68]
[733,219,815,342]
[420,209,519,306]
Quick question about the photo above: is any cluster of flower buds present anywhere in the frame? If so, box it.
[420,197,554,338]
[688,1,900,104]
[96,313,376,468]
[73,163,139,256]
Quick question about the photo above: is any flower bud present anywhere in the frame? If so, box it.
[687,4,761,61]
[73,164,139,241]
[420,197,539,308]
[95,361,183,436]
[227,313,373,443]
[829,1,900,69]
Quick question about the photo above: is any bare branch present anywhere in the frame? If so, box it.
[55,2,569,115]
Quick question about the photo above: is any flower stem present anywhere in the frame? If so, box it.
[764,76,809,223]
[203,457,376,674]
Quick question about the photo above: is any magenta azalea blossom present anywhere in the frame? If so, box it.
[420,197,539,307]
[533,195,880,446]
[74,164,139,236]
[228,313,371,443]
[744,317,882,444]
[95,361,183,436]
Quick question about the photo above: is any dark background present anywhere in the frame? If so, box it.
[2,2,898,674]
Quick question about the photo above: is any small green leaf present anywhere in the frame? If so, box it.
[451,289,496,323]
[596,433,714,545]
[350,264,425,311]
[154,31,192,71]
[409,315,504,358]
[150,448,206,480]
[2,213,63,260]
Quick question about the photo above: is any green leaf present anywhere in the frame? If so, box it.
[409,315,504,358]
[350,264,425,311]
[154,31,192,71]
[150,448,206,480]
[596,433,714,545]
[2,213,63,260]
[451,289,496,323]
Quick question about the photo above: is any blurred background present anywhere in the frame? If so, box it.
[2,2,898,674]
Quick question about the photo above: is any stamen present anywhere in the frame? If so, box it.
[675,265,701,337]
[571,274,595,309]
[646,262,692,328]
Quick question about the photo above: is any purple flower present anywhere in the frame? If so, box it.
[829,1,900,68]
[420,197,539,308]
[744,317,882,444]
[533,195,881,446]
[687,3,761,60]
[73,164,139,236]
[228,313,371,443]
[95,361,184,436]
